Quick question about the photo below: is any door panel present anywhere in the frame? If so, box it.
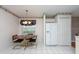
[46,31,51,45]
[57,16,71,45]
[46,23,57,45]
[50,23,57,45]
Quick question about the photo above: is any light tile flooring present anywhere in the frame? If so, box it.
[0,45,75,54]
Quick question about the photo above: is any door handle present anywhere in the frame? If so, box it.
[46,31,50,33]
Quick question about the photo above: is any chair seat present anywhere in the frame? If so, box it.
[29,39,36,42]
[13,39,23,43]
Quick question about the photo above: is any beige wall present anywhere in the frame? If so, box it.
[72,17,79,42]
[19,18,44,46]
[0,8,19,51]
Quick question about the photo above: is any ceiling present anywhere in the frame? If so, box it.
[2,5,79,18]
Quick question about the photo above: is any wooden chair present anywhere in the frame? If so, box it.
[12,35,24,49]
[28,35,37,48]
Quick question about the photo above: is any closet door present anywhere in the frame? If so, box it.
[46,23,57,45]
[57,15,71,45]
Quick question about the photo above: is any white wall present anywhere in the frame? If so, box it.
[19,18,44,46]
[0,8,19,51]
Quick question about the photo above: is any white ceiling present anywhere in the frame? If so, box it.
[2,5,79,18]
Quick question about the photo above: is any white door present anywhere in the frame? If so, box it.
[46,23,57,45]
[57,15,71,45]
[46,23,51,45]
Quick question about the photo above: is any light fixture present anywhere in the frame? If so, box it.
[22,21,28,24]
[28,21,31,24]
[20,20,36,26]
[20,10,36,26]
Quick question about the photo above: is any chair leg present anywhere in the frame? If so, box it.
[13,44,16,49]
[24,45,27,50]
[36,43,37,48]
[12,43,21,49]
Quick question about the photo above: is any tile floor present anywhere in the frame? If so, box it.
[0,45,75,54]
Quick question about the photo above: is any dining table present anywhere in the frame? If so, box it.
[12,34,36,49]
